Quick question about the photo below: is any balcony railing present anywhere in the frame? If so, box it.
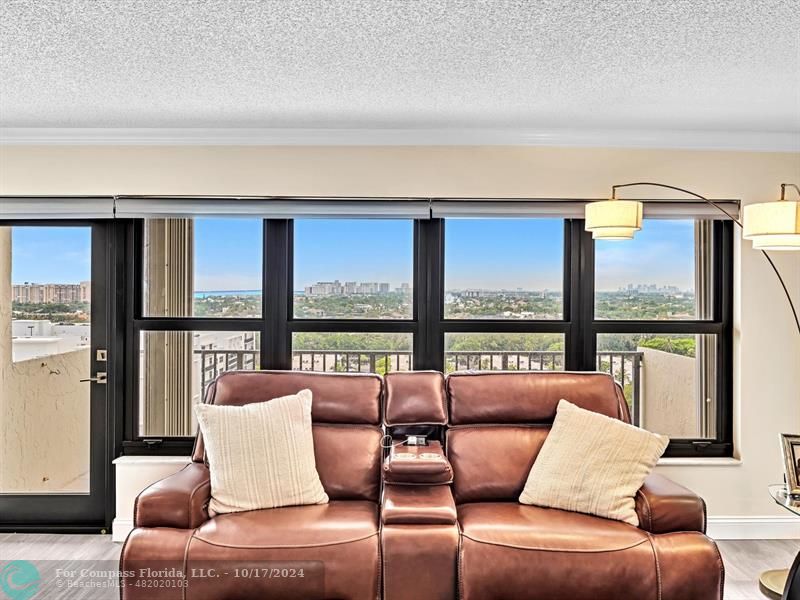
[196,349,258,395]
[194,349,643,424]
[445,350,564,372]
[595,351,643,425]
[292,350,413,374]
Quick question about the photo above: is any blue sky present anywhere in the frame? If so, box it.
[193,218,263,291]
[10,219,695,292]
[446,219,563,290]
[294,219,413,289]
[595,219,695,291]
[11,227,91,284]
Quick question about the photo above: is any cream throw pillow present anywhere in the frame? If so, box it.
[519,399,668,526]
[194,389,328,515]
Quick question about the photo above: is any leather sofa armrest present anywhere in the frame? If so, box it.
[382,484,457,525]
[383,441,453,485]
[635,473,706,534]
[134,462,211,529]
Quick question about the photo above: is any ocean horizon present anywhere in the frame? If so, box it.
[195,290,305,298]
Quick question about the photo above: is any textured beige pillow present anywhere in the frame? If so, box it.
[195,389,328,515]
[519,399,668,525]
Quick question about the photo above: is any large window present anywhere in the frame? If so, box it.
[444,219,564,319]
[133,218,265,440]
[291,219,416,375]
[143,218,263,318]
[593,218,731,454]
[441,218,568,378]
[128,211,732,457]
[595,220,711,320]
[130,217,417,441]
[293,219,413,319]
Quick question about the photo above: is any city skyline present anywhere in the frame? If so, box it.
[10,219,697,292]
[596,220,696,292]
[12,280,694,295]
[294,219,414,290]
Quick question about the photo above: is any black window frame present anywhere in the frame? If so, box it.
[590,220,734,457]
[123,216,733,458]
[434,218,574,373]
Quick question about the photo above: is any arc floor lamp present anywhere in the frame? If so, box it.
[585,181,800,336]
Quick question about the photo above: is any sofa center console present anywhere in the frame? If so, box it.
[384,440,453,485]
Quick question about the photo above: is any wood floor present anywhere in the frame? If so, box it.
[0,533,797,599]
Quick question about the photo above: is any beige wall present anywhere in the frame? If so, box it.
[1,145,798,517]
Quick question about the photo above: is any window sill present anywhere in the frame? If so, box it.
[657,457,742,467]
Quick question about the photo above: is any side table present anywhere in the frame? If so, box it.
[760,484,800,599]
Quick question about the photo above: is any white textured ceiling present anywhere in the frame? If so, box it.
[1,0,799,139]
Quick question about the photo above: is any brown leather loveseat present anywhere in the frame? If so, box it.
[120,369,724,600]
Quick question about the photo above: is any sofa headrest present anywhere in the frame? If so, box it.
[384,371,447,426]
[446,371,629,425]
[205,370,382,425]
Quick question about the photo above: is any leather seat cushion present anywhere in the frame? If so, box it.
[186,501,380,600]
[459,502,652,600]
[458,502,648,552]
[193,500,378,548]
[456,502,723,600]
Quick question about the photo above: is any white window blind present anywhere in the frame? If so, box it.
[0,197,739,221]
[639,201,739,220]
[113,197,431,219]
[431,199,739,220]
[431,200,586,218]
[0,197,115,219]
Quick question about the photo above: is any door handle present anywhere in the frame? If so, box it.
[80,372,107,384]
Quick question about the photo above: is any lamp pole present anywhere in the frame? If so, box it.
[611,182,800,336]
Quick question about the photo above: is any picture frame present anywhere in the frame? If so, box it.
[780,434,800,496]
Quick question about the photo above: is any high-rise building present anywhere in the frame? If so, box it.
[80,281,91,302]
[305,280,344,296]
[304,280,393,296]
[12,282,90,304]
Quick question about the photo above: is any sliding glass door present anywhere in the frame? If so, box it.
[0,222,111,529]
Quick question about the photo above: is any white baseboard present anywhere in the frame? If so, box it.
[112,518,133,543]
[708,516,800,540]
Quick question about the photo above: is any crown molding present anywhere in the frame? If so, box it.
[0,127,798,152]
